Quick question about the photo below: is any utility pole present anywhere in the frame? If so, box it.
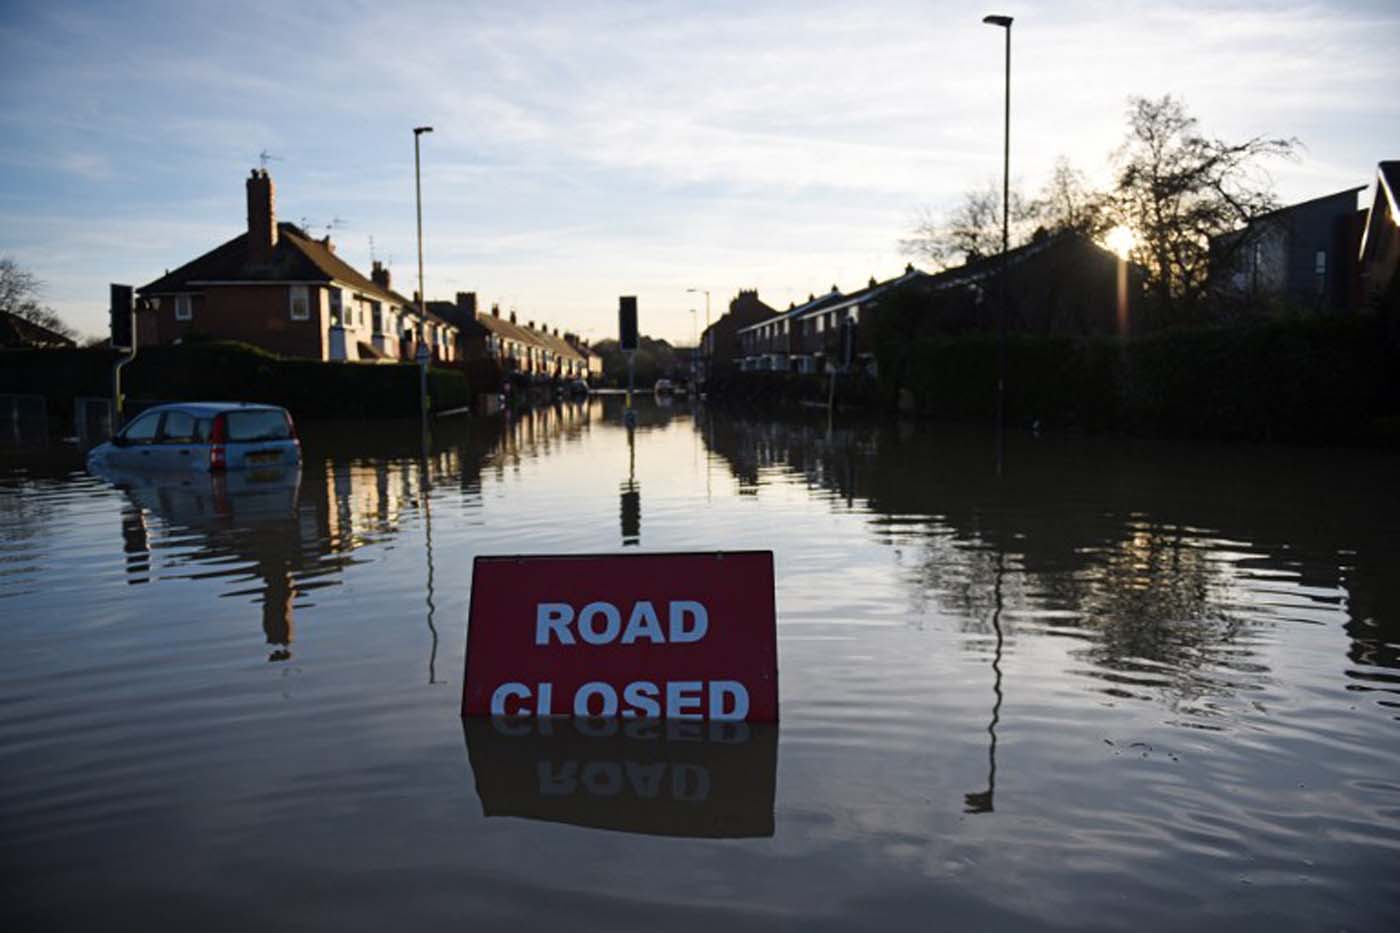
[413,125,433,422]
[687,287,710,387]
[983,14,1013,477]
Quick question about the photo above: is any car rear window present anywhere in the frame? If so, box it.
[225,410,292,442]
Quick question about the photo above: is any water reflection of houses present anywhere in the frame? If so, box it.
[697,411,1400,712]
[483,399,597,477]
[95,418,507,661]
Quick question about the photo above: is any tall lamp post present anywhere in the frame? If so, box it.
[413,126,433,348]
[983,13,1011,476]
[686,287,710,385]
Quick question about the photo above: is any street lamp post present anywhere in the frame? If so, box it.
[413,126,433,351]
[686,287,710,385]
[982,14,1012,476]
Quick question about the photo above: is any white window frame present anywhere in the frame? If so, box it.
[290,285,310,322]
[175,294,192,321]
[329,287,343,327]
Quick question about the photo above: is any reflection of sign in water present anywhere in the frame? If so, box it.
[464,716,777,838]
[463,552,778,720]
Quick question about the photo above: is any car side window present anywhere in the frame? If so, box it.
[159,411,197,444]
[120,412,161,443]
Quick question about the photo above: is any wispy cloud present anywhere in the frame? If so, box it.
[1,0,1396,341]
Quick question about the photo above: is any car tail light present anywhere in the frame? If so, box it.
[209,413,228,471]
[285,412,300,445]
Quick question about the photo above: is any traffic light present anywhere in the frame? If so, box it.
[110,284,134,350]
[618,296,638,352]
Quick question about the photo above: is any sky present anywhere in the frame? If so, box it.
[1,0,1397,344]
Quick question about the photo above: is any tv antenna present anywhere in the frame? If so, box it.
[258,149,282,170]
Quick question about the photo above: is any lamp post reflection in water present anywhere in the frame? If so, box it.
[620,421,640,546]
[965,546,1006,814]
[421,418,439,684]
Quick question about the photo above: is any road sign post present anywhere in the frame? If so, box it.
[109,285,136,426]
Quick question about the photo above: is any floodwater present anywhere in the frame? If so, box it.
[2,396,1398,931]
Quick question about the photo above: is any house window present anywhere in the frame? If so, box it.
[329,288,343,326]
[175,295,192,321]
[290,286,310,321]
[371,302,383,334]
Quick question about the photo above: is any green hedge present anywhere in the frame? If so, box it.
[0,342,473,422]
[875,313,1397,445]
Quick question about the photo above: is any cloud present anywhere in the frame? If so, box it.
[2,0,1398,342]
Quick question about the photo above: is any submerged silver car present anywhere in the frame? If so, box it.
[87,402,301,472]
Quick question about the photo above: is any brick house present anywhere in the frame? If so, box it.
[428,292,590,381]
[699,289,779,378]
[736,287,844,373]
[787,267,925,374]
[137,170,456,363]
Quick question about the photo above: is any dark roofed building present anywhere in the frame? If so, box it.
[699,289,779,380]
[1210,186,1366,312]
[427,294,591,381]
[137,170,457,363]
[881,232,1145,347]
[0,310,76,349]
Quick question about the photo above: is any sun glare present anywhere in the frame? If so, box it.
[1105,225,1136,260]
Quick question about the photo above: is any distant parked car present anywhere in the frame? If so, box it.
[87,402,301,473]
[653,378,674,396]
[565,379,590,398]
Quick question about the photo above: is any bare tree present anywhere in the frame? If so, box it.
[0,257,77,341]
[901,183,1032,270]
[1112,96,1297,313]
[1028,157,1113,240]
[905,162,1111,271]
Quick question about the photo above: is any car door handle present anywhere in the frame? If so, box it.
[179,449,190,456]
[140,450,151,456]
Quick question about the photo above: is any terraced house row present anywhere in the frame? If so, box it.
[136,169,600,383]
[428,292,602,382]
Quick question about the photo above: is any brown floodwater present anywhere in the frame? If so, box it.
[1,396,1398,931]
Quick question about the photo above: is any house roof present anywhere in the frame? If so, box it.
[138,222,454,330]
[736,288,846,336]
[1246,186,1366,225]
[531,325,586,362]
[1360,161,1400,262]
[426,301,487,338]
[914,229,1130,292]
[734,267,926,337]
[465,311,582,361]
[793,266,926,320]
[0,310,76,349]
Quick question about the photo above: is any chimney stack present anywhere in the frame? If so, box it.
[528,320,535,330]
[322,235,335,254]
[491,302,500,318]
[456,291,478,319]
[246,169,277,264]
[371,260,390,290]
[509,310,517,324]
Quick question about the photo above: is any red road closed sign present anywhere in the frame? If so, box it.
[464,551,777,721]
